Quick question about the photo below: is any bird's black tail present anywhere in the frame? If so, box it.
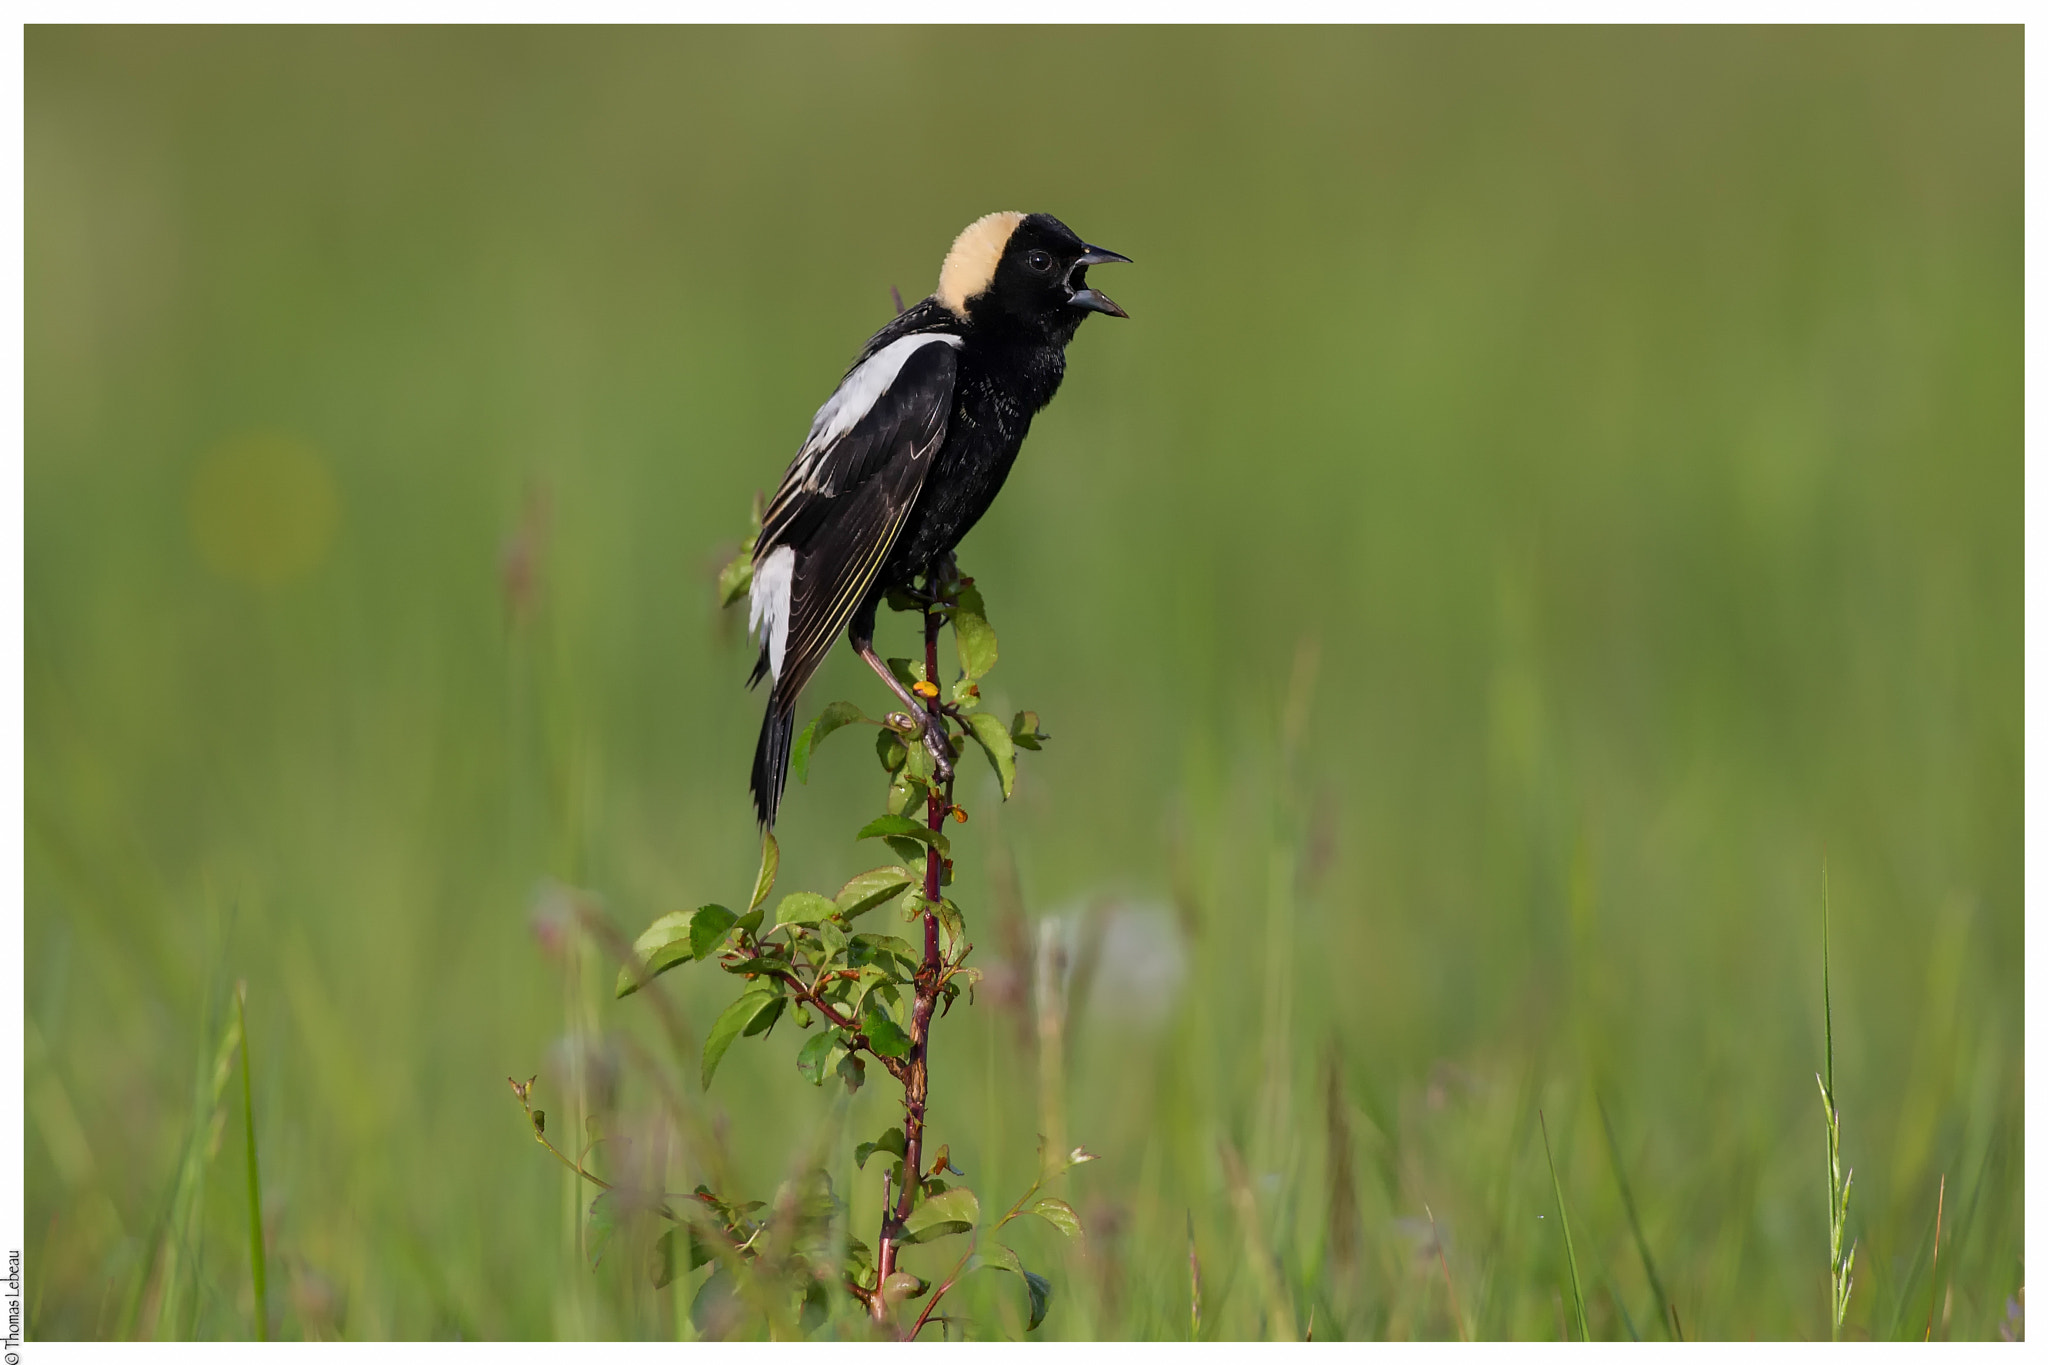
[751,701,796,828]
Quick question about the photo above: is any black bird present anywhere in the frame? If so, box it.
[745,211,1130,827]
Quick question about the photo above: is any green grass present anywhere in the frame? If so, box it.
[25,26,2021,1340]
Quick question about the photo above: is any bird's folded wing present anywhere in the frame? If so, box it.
[757,334,959,699]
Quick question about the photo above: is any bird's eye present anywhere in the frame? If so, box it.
[1025,250,1054,273]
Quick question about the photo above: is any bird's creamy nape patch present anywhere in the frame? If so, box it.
[749,544,796,680]
[936,211,1025,318]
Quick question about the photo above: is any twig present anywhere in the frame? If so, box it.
[907,1153,1066,1339]
[720,941,909,1084]
[505,1076,691,1226]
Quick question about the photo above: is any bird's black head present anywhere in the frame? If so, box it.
[936,211,1131,340]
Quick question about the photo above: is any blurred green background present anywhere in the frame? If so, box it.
[25,26,2021,1341]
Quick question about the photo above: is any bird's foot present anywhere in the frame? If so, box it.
[922,722,955,784]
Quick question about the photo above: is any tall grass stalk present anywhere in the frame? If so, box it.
[1539,1109,1590,1341]
[1818,865,1856,1339]
[1220,1140,1297,1340]
[135,986,243,1338]
[1923,1175,1945,1341]
[235,983,268,1340]
[1596,1093,1680,1339]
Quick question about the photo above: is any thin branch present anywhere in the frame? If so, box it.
[907,1159,1060,1339]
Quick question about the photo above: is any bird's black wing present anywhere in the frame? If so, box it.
[753,332,960,703]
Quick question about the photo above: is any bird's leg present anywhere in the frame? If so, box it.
[855,642,955,783]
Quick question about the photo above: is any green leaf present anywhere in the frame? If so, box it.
[881,1271,929,1305]
[813,699,863,742]
[855,812,921,841]
[1021,1270,1053,1331]
[691,1266,742,1338]
[934,898,965,962]
[1010,710,1049,751]
[792,701,865,784]
[885,835,928,867]
[716,548,753,608]
[1028,1196,1083,1240]
[722,952,797,980]
[851,933,919,972]
[774,892,837,928]
[702,986,778,1090]
[689,904,738,962]
[863,1002,912,1057]
[649,1225,720,1287]
[799,1276,830,1335]
[970,1244,1052,1331]
[876,727,908,774]
[952,584,998,680]
[586,1188,623,1267]
[818,917,848,960]
[749,831,779,913]
[901,734,934,782]
[836,1051,866,1094]
[741,996,785,1038]
[734,908,764,940]
[795,1030,839,1086]
[789,716,821,785]
[965,712,1017,799]
[950,676,982,710]
[835,866,915,920]
[902,1186,980,1244]
[649,1228,680,1287]
[855,1126,907,1169]
[615,906,709,997]
[886,656,926,690]
[857,813,949,856]
[844,1237,874,1282]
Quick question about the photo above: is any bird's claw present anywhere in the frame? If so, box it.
[923,727,955,783]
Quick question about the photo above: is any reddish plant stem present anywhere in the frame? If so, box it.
[872,580,954,1321]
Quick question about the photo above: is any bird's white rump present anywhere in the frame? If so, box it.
[750,543,796,681]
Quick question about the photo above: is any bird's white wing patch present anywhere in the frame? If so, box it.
[800,333,964,477]
[749,544,796,680]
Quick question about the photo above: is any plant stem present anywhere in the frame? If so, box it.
[1924,1174,1944,1342]
[872,576,956,1319]
[235,983,267,1341]
[1819,863,1855,1339]
[908,1158,1060,1339]
[1540,1109,1590,1342]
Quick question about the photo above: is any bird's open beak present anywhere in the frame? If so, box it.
[1068,245,1132,318]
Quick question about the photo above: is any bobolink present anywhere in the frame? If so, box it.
[745,211,1130,826]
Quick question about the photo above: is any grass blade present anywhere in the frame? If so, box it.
[1425,1202,1468,1341]
[1596,1093,1681,1339]
[1219,1140,1297,1341]
[1540,1109,1590,1342]
[1924,1175,1944,1341]
[1819,864,1856,1339]
[235,982,268,1341]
